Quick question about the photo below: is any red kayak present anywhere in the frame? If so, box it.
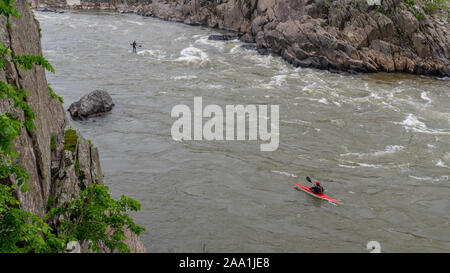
[294,183,342,204]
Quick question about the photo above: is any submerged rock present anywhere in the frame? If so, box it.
[257,47,272,56]
[208,34,238,41]
[68,90,115,120]
[241,44,272,56]
[241,44,257,51]
[37,7,64,13]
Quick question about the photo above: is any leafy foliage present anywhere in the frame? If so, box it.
[48,184,145,253]
[12,54,55,73]
[48,84,63,103]
[0,0,18,19]
[0,80,36,131]
[0,43,11,69]
[0,184,66,253]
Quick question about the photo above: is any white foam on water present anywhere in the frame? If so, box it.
[271,170,297,178]
[194,35,223,48]
[171,75,198,80]
[435,160,449,168]
[271,75,287,86]
[373,145,405,156]
[259,74,288,89]
[338,164,356,169]
[243,53,276,69]
[137,49,167,59]
[400,114,427,131]
[392,95,450,122]
[230,45,241,54]
[421,91,433,104]
[205,84,224,89]
[409,175,444,182]
[338,160,385,169]
[175,46,210,66]
[302,83,316,92]
[370,91,383,100]
[125,20,144,26]
[302,97,330,105]
[396,114,450,135]
[340,145,405,158]
[357,163,384,168]
[281,119,312,126]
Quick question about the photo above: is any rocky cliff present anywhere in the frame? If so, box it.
[0,0,145,252]
[36,0,449,76]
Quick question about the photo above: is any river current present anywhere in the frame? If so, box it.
[36,11,450,252]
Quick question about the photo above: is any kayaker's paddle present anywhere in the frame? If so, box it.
[306,176,317,186]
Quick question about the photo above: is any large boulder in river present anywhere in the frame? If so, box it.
[68,90,114,120]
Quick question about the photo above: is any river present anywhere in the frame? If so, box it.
[35,10,450,252]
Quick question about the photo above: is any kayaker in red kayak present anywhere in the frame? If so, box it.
[306,176,324,194]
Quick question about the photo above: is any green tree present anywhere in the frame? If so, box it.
[48,184,145,253]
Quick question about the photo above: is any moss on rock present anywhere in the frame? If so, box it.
[64,129,78,152]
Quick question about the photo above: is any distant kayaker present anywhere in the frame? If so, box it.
[306,176,324,194]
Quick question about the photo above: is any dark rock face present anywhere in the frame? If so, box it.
[37,0,450,76]
[68,90,115,120]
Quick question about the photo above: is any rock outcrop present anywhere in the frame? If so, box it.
[36,0,449,76]
[0,0,145,252]
[68,89,115,120]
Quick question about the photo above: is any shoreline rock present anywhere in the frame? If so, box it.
[34,0,450,77]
